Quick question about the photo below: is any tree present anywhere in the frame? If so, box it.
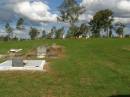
[109,25,113,38]
[115,22,125,38]
[46,27,56,39]
[67,25,79,38]
[77,23,90,37]
[41,30,46,38]
[58,0,85,37]
[51,26,56,39]
[58,0,85,25]
[89,9,114,37]
[16,18,24,30]
[5,23,13,40]
[47,33,52,39]
[29,27,39,40]
[55,27,64,39]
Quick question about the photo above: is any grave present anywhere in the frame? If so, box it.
[47,44,63,58]
[37,46,47,58]
[0,59,46,71]
[12,58,25,67]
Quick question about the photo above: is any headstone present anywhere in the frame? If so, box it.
[37,46,47,58]
[12,58,24,67]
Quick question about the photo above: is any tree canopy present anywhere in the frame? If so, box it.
[29,27,39,40]
[114,22,126,38]
[89,9,113,37]
[5,23,13,39]
[16,18,24,30]
[58,0,85,25]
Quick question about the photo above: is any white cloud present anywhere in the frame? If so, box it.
[80,0,130,24]
[0,0,130,24]
[117,0,130,11]
[114,17,130,24]
[0,0,57,22]
[14,1,57,22]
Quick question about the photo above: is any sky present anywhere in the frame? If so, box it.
[0,0,130,32]
[46,0,63,9]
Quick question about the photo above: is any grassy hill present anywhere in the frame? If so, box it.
[0,38,130,97]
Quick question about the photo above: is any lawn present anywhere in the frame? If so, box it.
[0,38,130,97]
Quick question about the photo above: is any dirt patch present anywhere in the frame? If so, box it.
[42,62,49,73]
[46,44,64,59]
[44,61,56,75]
[122,46,130,51]
[24,48,37,59]
[0,54,8,62]
[0,54,6,59]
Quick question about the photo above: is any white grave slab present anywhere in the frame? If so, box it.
[0,60,46,71]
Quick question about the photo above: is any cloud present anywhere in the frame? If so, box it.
[0,0,130,24]
[80,0,130,24]
[118,0,130,11]
[0,0,57,22]
[114,17,130,24]
[14,1,57,22]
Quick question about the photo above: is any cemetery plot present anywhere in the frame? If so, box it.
[0,60,46,71]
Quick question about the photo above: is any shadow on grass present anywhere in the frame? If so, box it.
[109,95,130,97]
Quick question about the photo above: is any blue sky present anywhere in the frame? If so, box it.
[46,0,63,10]
[46,0,81,9]
[0,0,82,28]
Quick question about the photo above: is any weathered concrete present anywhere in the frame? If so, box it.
[37,46,47,58]
[0,60,46,71]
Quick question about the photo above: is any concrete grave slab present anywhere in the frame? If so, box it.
[0,60,46,71]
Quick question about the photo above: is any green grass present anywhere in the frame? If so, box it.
[0,38,130,97]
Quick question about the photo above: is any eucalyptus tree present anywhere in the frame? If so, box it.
[41,30,46,38]
[89,9,114,37]
[51,26,57,39]
[114,22,126,38]
[29,27,39,40]
[67,25,79,38]
[58,0,85,37]
[55,27,64,39]
[16,18,24,30]
[5,23,13,40]
[78,23,90,37]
